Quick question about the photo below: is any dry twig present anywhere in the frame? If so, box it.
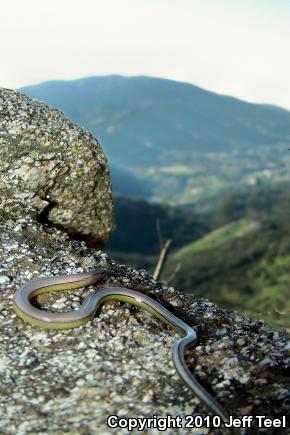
[153,239,172,281]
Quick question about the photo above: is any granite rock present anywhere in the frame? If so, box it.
[0,88,114,248]
[0,215,289,434]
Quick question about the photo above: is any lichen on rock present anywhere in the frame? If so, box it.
[0,88,114,248]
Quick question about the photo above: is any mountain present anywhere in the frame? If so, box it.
[20,75,290,169]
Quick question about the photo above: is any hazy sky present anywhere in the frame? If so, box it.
[1,0,290,109]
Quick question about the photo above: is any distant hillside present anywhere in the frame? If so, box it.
[21,75,290,168]
[161,183,290,329]
[103,184,290,328]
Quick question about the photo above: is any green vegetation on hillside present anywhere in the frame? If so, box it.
[162,185,290,329]
[173,219,259,259]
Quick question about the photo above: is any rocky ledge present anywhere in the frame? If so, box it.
[0,89,289,435]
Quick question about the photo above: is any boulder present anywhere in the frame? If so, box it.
[0,88,114,248]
